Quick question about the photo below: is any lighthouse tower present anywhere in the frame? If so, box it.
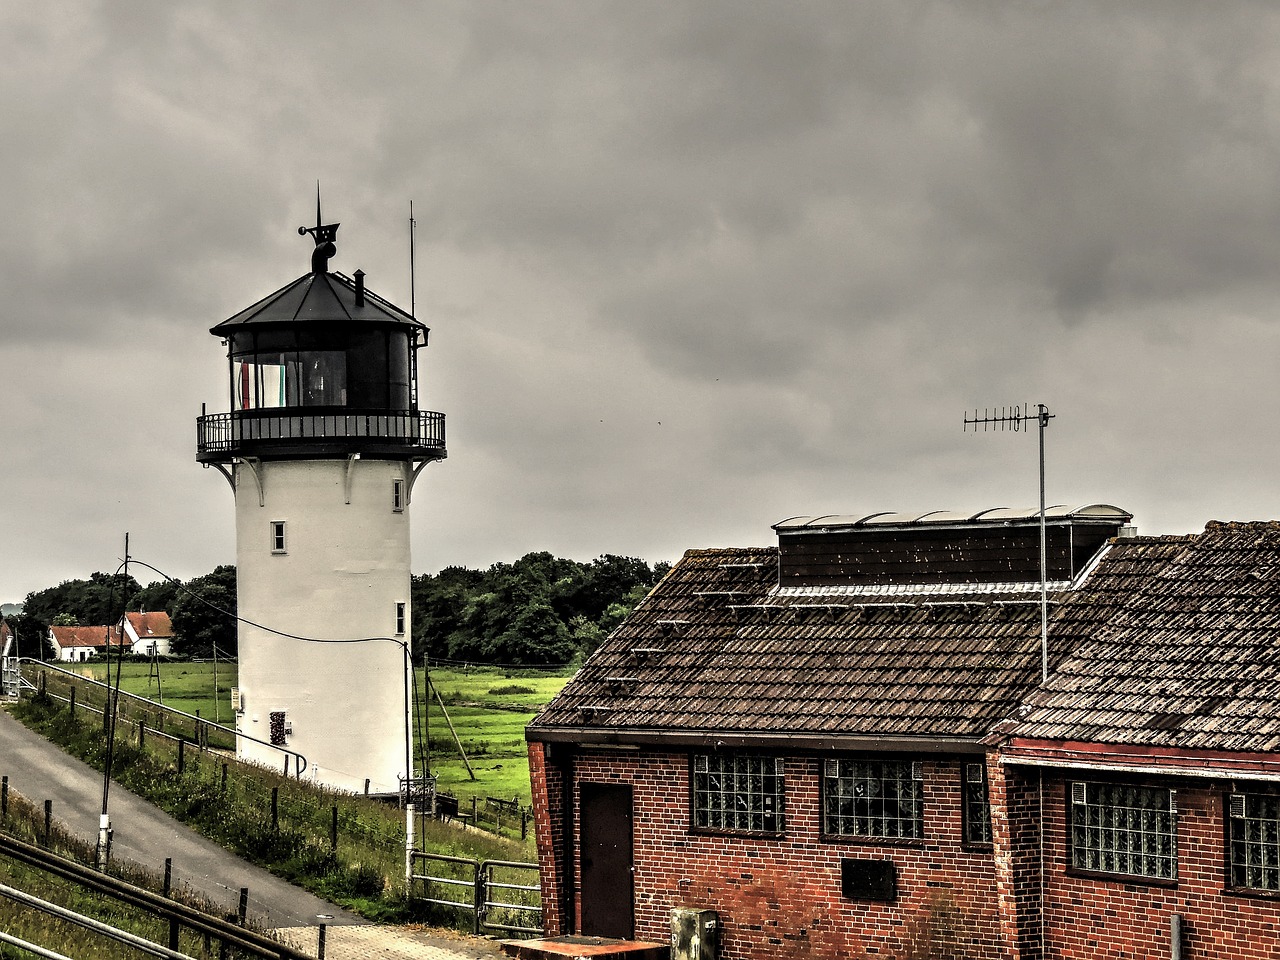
[196,203,445,793]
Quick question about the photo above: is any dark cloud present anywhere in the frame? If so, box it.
[5,1,1280,599]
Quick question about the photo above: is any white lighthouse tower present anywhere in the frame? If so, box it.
[196,202,445,794]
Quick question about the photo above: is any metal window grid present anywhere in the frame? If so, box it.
[1070,782,1176,880]
[823,759,923,839]
[692,754,784,834]
[1230,793,1280,891]
[964,763,992,844]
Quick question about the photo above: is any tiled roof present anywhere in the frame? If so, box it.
[1004,521,1280,753]
[530,546,1051,744]
[124,612,174,638]
[49,625,125,649]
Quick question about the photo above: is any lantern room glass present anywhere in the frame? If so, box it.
[228,328,414,412]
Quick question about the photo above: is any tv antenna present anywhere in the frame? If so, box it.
[964,403,1055,683]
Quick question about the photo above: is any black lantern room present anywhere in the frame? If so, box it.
[197,208,446,464]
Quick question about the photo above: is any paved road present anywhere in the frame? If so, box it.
[0,705,512,957]
[0,705,362,929]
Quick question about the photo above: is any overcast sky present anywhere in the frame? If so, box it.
[5,1,1280,601]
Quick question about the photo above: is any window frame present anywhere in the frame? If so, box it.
[962,761,993,847]
[1227,789,1280,896]
[395,601,407,636]
[392,478,406,512]
[1068,780,1178,884]
[270,520,287,555]
[822,758,925,843]
[689,753,786,837]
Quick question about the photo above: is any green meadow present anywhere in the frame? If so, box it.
[65,659,576,811]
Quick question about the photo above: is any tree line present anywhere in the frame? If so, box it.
[6,553,668,666]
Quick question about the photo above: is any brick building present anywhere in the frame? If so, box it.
[526,509,1280,959]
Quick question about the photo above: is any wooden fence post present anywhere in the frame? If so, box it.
[330,805,338,853]
[271,787,279,832]
[43,799,52,847]
[221,763,228,793]
[178,738,185,775]
[69,686,76,719]
[138,720,145,749]
[1,776,7,823]
[237,887,248,926]
[164,857,179,950]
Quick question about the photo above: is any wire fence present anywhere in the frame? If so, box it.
[9,666,543,940]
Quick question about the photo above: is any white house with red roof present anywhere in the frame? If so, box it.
[121,611,174,656]
[48,625,126,662]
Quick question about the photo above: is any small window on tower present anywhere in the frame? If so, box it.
[392,478,405,512]
[396,602,407,635]
[270,521,287,554]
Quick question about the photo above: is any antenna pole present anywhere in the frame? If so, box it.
[409,200,416,320]
[1038,404,1048,683]
[963,403,1055,683]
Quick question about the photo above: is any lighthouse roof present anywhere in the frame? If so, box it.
[211,270,426,336]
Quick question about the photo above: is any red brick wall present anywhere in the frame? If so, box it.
[1033,773,1280,960]
[529,743,565,933]
[531,747,1280,958]
[531,746,1007,960]
[989,762,1045,959]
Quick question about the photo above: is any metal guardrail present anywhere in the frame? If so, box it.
[0,834,314,960]
[0,880,197,959]
[410,851,542,936]
[196,409,445,456]
[21,661,309,779]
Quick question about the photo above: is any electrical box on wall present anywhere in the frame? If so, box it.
[671,907,718,960]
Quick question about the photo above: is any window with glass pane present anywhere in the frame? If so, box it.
[692,755,784,834]
[1230,792,1280,891]
[964,763,992,844]
[823,759,924,839]
[1070,782,1176,880]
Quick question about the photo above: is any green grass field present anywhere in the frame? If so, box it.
[61,659,575,812]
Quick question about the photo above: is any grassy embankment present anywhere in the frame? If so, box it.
[5,660,574,931]
[0,785,248,960]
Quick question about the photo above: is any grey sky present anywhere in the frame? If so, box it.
[5,1,1280,600]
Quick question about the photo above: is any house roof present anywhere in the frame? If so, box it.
[124,612,174,638]
[49,625,125,649]
[529,546,1056,748]
[999,521,1280,754]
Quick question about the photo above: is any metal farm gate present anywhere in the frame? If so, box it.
[410,852,542,936]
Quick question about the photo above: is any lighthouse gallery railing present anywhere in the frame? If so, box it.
[197,409,445,456]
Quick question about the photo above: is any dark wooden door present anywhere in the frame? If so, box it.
[579,782,634,939]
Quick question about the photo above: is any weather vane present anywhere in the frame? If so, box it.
[964,403,1055,683]
[298,183,339,273]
